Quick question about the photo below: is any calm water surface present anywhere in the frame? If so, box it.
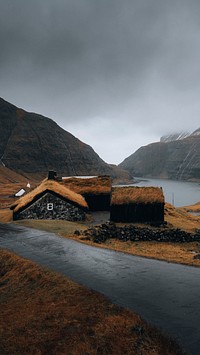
[132,178,200,207]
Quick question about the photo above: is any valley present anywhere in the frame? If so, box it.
[0,96,200,355]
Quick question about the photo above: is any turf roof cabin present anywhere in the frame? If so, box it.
[62,176,112,211]
[10,179,88,221]
[110,186,165,223]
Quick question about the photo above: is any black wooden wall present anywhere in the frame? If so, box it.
[110,203,164,223]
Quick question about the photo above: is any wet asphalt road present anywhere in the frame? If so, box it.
[0,223,200,355]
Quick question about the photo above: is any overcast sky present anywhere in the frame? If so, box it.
[1,0,200,164]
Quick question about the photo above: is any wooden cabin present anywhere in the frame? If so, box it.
[10,179,88,221]
[110,186,165,223]
[61,176,111,211]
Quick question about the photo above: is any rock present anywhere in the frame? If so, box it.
[193,254,200,260]
[131,326,144,334]
[82,223,200,244]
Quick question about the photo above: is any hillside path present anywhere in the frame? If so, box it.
[0,223,200,355]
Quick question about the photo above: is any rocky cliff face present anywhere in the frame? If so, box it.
[119,131,200,181]
[0,97,128,180]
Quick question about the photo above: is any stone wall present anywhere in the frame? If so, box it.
[14,192,86,221]
[79,222,200,244]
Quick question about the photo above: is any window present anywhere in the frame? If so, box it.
[47,203,54,211]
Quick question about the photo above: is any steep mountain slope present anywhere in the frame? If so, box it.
[119,131,200,181]
[160,131,190,143]
[0,98,128,180]
[0,166,28,184]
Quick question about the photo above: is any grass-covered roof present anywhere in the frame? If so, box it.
[111,186,165,205]
[62,176,111,195]
[11,179,88,213]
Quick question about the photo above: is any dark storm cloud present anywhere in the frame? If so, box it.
[0,1,172,96]
[1,0,200,163]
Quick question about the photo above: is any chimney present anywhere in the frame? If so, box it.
[48,170,57,180]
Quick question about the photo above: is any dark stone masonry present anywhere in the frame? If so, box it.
[14,193,86,221]
[78,222,200,244]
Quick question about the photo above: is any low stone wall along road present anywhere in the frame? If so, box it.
[0,223,200,355]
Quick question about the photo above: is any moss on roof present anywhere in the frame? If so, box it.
[11,179,88,213]
[61,176,111,195]
[111,186,165,205]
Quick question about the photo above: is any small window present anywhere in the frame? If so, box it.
[47,203,54,211]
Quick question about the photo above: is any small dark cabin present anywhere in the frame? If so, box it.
[110,186,165,223]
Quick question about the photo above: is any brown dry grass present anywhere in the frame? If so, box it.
[164,203,200,232]
[62,175,111,194]
[0,209,13,223]
[14,219,88,235]
[11,179,88,213]
[180,201,200,213]
[0,176,111,210]
[111,186,164,205]
[0,166,28,184]
[0,183,29,195]
[0,180,38,209]
[73,238,200,268]
[0,249,184,355]
[0,183,30,209]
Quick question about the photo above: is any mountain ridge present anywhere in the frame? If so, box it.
[0,97,130,181]
[160,131,190,143]
[119,130,200,181]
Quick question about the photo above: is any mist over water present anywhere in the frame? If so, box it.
[133,178,200,207]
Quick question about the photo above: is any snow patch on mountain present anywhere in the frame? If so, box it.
[160,131,190,143]
[191,128,200,136]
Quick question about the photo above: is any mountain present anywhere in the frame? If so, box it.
[192,128,200,136]
[119,130,200,181]
[0,165,28,184]
[0,97,130,181]
[160,131,190,143]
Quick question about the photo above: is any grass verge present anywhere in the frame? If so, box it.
[2,201,200,266]
[13,202,200,267]
[0,249,185,355]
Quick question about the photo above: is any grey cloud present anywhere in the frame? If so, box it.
[0,0,200,163]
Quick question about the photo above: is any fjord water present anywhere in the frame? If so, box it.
[133,178,200,207]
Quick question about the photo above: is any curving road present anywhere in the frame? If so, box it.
[0,223,200,355]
